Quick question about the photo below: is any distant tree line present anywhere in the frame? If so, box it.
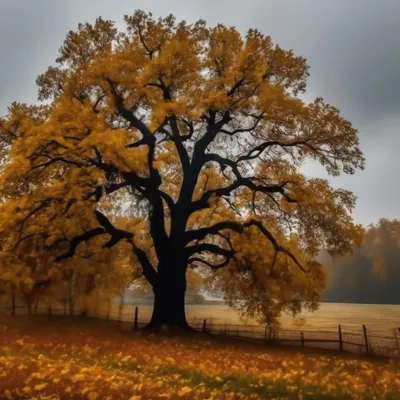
[322,219,400,305]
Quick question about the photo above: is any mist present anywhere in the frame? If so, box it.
[322,219,400,304]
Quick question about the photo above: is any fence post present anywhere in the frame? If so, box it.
[338,324,343,352]
[34,298,40,315]
[202,319,207,333]
[394,328,399,351]
[11,294,16,316]
[362,325,369,354]
[301,332,305,347]
[133,306,139,331]
[48,303,52,317]
[106,299,110,320]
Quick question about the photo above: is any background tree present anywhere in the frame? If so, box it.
[322,219,400,305]
[0,11,364,329]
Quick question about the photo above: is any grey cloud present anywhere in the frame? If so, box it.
[0,0,399,226]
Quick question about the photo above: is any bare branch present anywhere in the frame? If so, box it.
[55,210,134,261]
[237,138,308,163]
[188,256,231,270]
[158,189,175,211]
[185,243,235,259]
[192,170,296,212]
[93,94,106,113]
[130,242,158,286]
[185,217,308,274]
[243,219,308,273]
[105,77,153,140]
[185,221,242,244]
[94,210,133,248]
[55,227,106,261]
[220,113,264,136]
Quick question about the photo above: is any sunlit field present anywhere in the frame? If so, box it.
[5,298,400,336]
[1,315,400,399]
[113,302,400,336]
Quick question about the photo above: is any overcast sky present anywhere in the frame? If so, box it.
[0,0,399,227]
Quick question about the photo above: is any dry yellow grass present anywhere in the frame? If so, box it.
[0,315,400,399]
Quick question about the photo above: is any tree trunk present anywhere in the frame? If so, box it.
[68,278,74,316]
[146,269,190,331]
[34,297,40,314]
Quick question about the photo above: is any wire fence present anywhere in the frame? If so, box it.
[1,296,400,358]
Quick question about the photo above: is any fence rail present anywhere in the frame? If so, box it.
[1,297,399,358]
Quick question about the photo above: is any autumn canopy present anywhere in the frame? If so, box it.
[0,11,364,329]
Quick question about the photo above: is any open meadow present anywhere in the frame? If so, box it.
[5,299,400,337]
[114,302,400,336]
[1,315,400,399]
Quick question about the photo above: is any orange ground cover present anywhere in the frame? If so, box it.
[0,315,399,399]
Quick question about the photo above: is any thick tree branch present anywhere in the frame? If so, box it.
[125,137,148,148]
[55,210,134,261]
[192,175,296,212]
[30,157,84,171]
[137,23,155,58]
[147,77,191,171]
[105,77,153,140]
[220,113,264,136]
[92,94,106,113]
[158,189,175,211]
[185,221,242,244]
[185,218,308,274]
[188,256,231,270]
[227,77,246,97]
[55,227,106,261]
[166,116,191,171]
[17,199,53,241]
[193,111,232,161]
[185,243,235,259]
[237,138,309,162]
[53,210,158,287]
[243,219,307,273]
[130,242,158,286]
[104,78,168,253]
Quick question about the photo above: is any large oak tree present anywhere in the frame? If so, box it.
[0,11,364,329]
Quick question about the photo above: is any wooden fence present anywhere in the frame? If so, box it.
[1,296,399,358]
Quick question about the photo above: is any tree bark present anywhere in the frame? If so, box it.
[146,267,190,330]
[34,296,40,314]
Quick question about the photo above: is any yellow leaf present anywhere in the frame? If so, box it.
[71,373,86,382]
[177,386,192,397]
[4,389,13,399]
[34,383,47,391]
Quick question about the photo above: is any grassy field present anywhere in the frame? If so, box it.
[104,302,400,336]
[0,315,400,399]
[5,297,400,336]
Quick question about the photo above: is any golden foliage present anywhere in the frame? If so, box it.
[0,317,399,399]
[0,10,364,324]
